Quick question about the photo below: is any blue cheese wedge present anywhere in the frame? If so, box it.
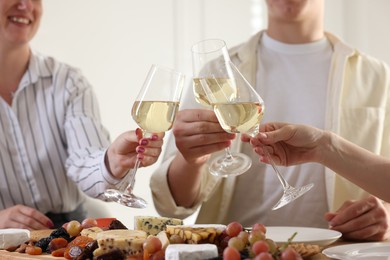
[0,229,30,249]
[134,216,183,235]
[93,229,147,257]
[165,244,218,260]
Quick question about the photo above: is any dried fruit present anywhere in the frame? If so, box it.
[48,237,68,252]
[51,247,66,257]
[35,236,54,251]
[25,245,42,255]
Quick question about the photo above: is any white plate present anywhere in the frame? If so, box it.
[265,226,341,247]
[322,242,390,260]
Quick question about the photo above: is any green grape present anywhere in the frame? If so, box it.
[265,238,277,254]
[228,236,245,251]
[249,229,266,245]
[66,220,81,237]
[237,230,249,245]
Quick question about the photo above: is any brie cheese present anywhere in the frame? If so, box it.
[0,229,30,249]
[165,244,218,260]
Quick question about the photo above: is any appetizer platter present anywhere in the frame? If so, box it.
[0,216,323,259]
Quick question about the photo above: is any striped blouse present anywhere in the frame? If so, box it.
[0,51,122,214]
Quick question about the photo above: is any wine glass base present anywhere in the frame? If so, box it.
[272,183,314,210]
[103,189,147,209]
[209,152,252,177]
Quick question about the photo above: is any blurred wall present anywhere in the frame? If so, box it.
[31,0,390,228]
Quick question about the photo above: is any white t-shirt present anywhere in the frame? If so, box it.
[228,33,332,227]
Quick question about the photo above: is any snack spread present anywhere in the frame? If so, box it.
[0,216,321,259]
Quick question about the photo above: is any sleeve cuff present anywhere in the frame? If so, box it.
[100,148,122,186]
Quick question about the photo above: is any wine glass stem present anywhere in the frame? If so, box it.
[119,128,149,193]
[263,148,290,190]
[120,158,141,194]
[249,129,290,190]
[224,147,234,161]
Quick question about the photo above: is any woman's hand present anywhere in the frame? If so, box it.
[242,122,325,166]
[105,129,165,179]
[0,205,54,230]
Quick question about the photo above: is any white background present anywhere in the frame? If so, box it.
[31,0,390,228]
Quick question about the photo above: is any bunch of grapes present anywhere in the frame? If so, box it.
[142,236,164,260]
[222,222,302,260]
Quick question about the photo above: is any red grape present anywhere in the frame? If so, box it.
[226,221,243,237]
[252,240,270,255]
[223,246,241,260]
[143,236,162,254]
[150,249,165,260]
[254,252,273,260]
[252,223,267,234]
[81,218,98,229]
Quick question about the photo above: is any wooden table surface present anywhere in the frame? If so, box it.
[0,251,58,259]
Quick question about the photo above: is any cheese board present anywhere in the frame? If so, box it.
[0,217,332,260]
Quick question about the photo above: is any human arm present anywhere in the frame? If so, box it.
[0,205,54,230]
[242,122,390,202]
[167,109,235,207]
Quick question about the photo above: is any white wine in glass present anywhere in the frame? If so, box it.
[103,64,185,208]
[192,39,252,177]
[201,60,314,210]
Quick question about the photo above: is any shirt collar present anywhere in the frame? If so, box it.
[19,50,52,88]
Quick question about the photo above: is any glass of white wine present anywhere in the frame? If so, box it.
[103,64,185,208]
[200,60,314,210]
[191,38,252,177]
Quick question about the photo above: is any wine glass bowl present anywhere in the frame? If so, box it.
[192,39,252,177]
[103,64,185,208]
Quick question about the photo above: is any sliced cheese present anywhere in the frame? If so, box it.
[93,229,147,257]
[165,244,218,260]
[0,229,30,249]
[134,216,183,235]
[156,231,170,251]
[165,224,226,244]
[80,226,103,240]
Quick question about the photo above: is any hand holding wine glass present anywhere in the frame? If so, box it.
[103,64,185,208]
[199,59,314,210]
[191,39,252,177]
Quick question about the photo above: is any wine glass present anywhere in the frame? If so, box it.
[191,38,252,177]
[103,64,185,208]
[199,59,314,210]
